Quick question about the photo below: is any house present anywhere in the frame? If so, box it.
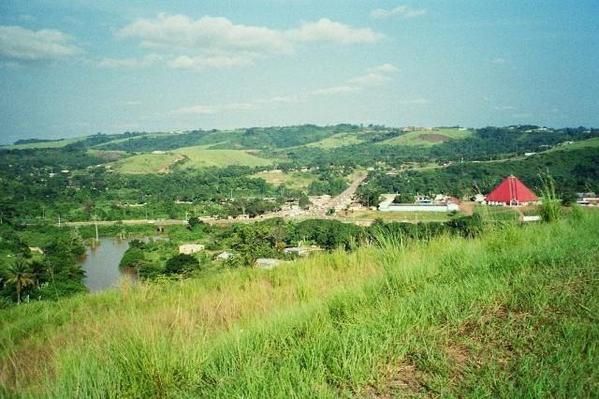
[576,192,599,206]
[486,175,538,206]
[255,258,280,269]
[473,193,486,204]
[178,244,204,255]
[215,251,233,261]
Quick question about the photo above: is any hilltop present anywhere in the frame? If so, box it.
[0,211,597,397]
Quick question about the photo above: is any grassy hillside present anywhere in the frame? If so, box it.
[112,152,184,174]
[1,212,597,398]
[1,138,84,150]
[381,128,473,146]
[252,170,316,189]
[303,133,364,149]
[112,148,273,173]
[172,147,273,169]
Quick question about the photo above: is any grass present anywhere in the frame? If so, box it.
[381,128,473,147]
[172,147,274,169]
[112,148,273,173]
[546,136,599,152]
[303,133,364,149]
[111,153,183,174]
[341,209,454,223]
[1,212,598,397]
[252,170,316,190]
[1,138,85,150]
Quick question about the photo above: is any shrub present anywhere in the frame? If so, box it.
[165,254,200,275]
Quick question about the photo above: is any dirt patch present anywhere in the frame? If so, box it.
[362,362,429,398]
[418,134,450,143]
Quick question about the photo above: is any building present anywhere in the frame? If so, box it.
[215,251,233,261]
[254,258,280,269]
[576,192,599,206]
[178,244,205,255]
[486,175,538,206]
[378,193,460,213]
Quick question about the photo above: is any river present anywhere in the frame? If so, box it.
[81,238,136,292]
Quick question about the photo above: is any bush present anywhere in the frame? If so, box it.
[119,247,145,269]
[165,254,200,275]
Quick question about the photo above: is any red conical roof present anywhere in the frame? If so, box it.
[486,175,538,204]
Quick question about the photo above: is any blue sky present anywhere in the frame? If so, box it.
[0,0,598,144]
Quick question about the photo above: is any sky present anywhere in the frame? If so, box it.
[0,0,598,144]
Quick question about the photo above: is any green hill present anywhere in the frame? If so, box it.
[380,128,473,146]
[1,212,597,398]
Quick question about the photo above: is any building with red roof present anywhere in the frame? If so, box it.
[486,175,538,206]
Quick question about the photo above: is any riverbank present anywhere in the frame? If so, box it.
[1,212,597,397]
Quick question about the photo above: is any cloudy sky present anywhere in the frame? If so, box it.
[0,0,598,143]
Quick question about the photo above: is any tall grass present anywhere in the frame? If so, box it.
[1,212,597,398]
[538,173,562,222]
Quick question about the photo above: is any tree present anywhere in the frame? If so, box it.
[165,254,200,275]
[5,258,34,304]
[298,194,311,210]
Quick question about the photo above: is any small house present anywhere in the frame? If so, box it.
[178,244,205,255]
[255,258,280,269]
[215,251,233,261]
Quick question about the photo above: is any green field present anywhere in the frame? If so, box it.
[343,209,454,222]
[173,147,274,169]
[546,136,599,152]
[252,170,316,189]
[303,133,364,149]
[1,212,597,397]
[112,147,274,174]
[381,128,473,146]
[1,137,85,150]
[111,153,183,174]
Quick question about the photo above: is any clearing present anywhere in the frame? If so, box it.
[112,147,273,173]
[252,170,316,190]
[381,128,473,146]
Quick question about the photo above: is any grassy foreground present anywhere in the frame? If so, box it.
[1,213,598,398]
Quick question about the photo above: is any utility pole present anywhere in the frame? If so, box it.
[58,214,61,228]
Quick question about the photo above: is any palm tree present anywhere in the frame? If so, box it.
[5,258,34,304]
[30,260,46,288]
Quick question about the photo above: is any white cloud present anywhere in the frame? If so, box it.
[0,25,81,61]
[167,53,254,71]
[371,5,427,19]
[311,85,359,96]
[173,104,218,115]
[115,14,382,71]
[172,102,255,116]
[98,54,161,68]
[171,63,397,116]
[491,57,507,64]
[314,63,398,96]
[368,63,399,74]
[118,14,292,54]
[493,105,516,111]
[289,18,383,44]
[399,98,430,105]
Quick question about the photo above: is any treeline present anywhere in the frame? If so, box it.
[281,126,599,169]
[99,124,361,152]
[0,223,87,306]
[358,147,599,200]
[120,216,484,280]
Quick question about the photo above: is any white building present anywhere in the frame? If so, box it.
[178,244,205,255]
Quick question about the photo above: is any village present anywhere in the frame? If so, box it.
[166,174,599,269]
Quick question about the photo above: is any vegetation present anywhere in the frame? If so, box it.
[0,210,597,397]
